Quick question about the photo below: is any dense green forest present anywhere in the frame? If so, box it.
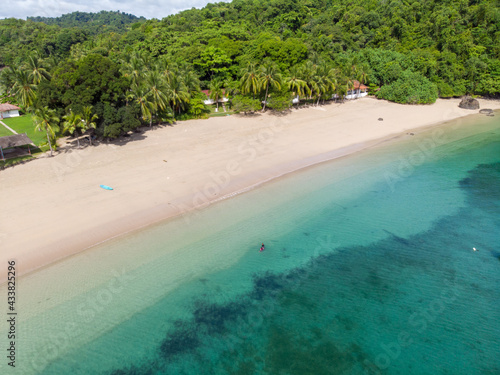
[28,10,146,34]
[0,0,499,148]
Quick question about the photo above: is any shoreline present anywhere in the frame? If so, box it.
[1,97,499,283]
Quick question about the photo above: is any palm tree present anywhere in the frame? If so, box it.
[286,66,310,108]
[168,74,190,115]
[357,69,369,97]
[301,61,319,104]
[145,70,169,125]
[131,86,153,126]
[0,67,16,95]
[158,57,177,84]
[209,78,224,111]
[12,68,37,110]
[180,67,201,94]
[139,53,152,71]
[240,63,261,99]
[335,83,348,102]
[314,63,336,105]
[33,106,59,156]
[346,78,355,99]
[335,76,353,102]
[259,61,282,111]
[45,55,62,72]
[26,55,51,84]
[80,106,98,145]
[344,58,364,98]
[122,53,145,89]
[62,111,83,148]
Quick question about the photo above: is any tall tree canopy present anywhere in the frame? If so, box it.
[1,0,499,145]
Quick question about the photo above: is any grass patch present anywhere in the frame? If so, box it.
[0,154,35,169]
[208,106,236,117]
[0,122,15,137]
[209,112,235,117]
[2,115,47,147]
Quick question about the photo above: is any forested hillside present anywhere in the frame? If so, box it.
[28,11,146,34]
[1,0,499,147]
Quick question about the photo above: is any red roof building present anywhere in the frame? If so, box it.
[0,103,21,119]
[352,80,368,91]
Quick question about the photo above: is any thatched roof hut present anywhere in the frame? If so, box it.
[0,134,35,160]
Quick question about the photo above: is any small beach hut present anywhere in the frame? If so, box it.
[0,134,35,160]
[351,80,369,98]
[0,103,21,119]
[332,80,369,100]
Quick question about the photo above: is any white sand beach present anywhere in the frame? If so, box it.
[1,97,499,282]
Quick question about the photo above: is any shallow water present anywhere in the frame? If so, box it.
[1,114,499,375]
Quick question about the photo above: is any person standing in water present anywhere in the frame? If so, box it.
[260,243,265,252]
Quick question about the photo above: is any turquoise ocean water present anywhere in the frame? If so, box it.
[2,114,500,374]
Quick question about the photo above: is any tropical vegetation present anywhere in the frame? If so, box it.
[0,0,498,149]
